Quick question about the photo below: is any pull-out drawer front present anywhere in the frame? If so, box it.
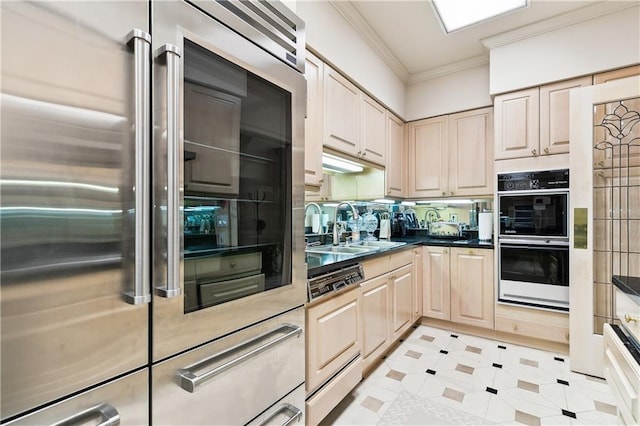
[247,383,305,426]
[6,369,148,425]
[152,307,304,425]
[615,287,640,345]
[389,248,413,271]
[603,324,640,425]
[200,273,265,307]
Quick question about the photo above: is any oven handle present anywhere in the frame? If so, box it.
[156,43,182,299]
[257,403,303,426]
[177,324,303,393]
[499,238,569,246]
[499,243,570,250]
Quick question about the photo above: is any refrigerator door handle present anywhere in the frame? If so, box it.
[51,403,120,426]
[124,29,152,305]
[177,324,303,393]
[156,43,182,298]
[257,403,303,426]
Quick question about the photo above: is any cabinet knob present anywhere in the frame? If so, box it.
[531,149,537,155]
[565,333,570,341]
[512,323,518,331]
[357,150,362,156]
[443,249,448,254]
[450,191,454,196]
[468,249,474,256]
[544,148,549,154]
[442,192,446,196]
[362,151,367,156]
[230,261,237,267]
[624,314,639,323]
[319,178,324,183]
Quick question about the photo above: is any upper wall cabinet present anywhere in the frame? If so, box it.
[593,64,640,84]
[408,107,494,198]
[494,77,592,160]
[323,65,386,167]
[385,111,405,198]
[304,51,324,189]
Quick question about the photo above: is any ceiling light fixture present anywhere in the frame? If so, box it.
[322,153,364,173]
[432,0,528,33]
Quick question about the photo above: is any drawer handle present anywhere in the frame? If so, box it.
[178,324,302,393]
[51,403,119,426]
[257,403,303,426]
[624,314,639,324]
[230,261,237,267]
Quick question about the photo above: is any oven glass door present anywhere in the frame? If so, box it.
[498,192,568,238]
[499,243,569,310]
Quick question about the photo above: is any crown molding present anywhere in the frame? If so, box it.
[408,55,489,85]
[481,1,638,49]
[329,0,410,83]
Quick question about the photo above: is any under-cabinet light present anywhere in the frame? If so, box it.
[322,153,364,173]
[373,199,395,204]
[417,199,473,204]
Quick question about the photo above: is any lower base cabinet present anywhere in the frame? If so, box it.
[423,246,494,329]
[603,324,640,425]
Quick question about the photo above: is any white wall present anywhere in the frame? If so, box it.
[295,1,406,118]
[405,64,492,121]
[489,5,640,95]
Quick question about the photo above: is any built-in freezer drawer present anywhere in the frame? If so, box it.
[247,383,305,426]
[4,369,148,425]
[152,307,304,425]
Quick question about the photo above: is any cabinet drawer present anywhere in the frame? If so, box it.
[199,274,265,308]
[152,308,304,425]
[495,309,569,344]
[195,252,262,279]
[361,255,390,280]
[305,357,362,426]
[247,383,305,426]
[389,248,413,271]
[615,287,640,345]
[603,324,640,425]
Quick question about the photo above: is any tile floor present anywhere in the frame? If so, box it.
[320,324,619,425]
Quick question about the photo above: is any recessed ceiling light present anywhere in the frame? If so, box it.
[432,0,528,33]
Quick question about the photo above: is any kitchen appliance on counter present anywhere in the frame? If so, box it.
[428,221,463,238]
[1,1,306,424]
[497,169,570,311]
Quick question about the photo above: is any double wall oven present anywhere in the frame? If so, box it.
[1,1,306,424]
[497,169,570,311]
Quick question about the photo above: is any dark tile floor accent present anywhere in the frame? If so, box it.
[561,409,577,419]
[557,379,570,386]
[486,387,498,395]
[439,349,448,354]
[498,345,507,349]
[426,369,436,375]
[492,363,503,368]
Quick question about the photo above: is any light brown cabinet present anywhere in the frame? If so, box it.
[360,93,387,165]
[494,77,592,160]
[450,247,494,329]
[385,111,406,198]
[304,51,324,189]
[391,264,413,341]
[412,247,423,322]
[408,108,493,198]
[360,273,391,366]
[593,64,640,84]
[423,246,494,330]
[306,287,361,395]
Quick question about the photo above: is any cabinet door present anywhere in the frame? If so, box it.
[407,116,448,197]
[494,87,540,160]
[540,76,592,156]
[450,248,494,329]
[360,93,386,166]
[386,112,405,197]
[391,265,413,341]
[593,65,640,84]
[306,289,360,394]
[412,248,423,321]
[422,246,450,321]
[448,107,494,197]
[323,66,359,156]
[304,51,324,188]
[360,274,391,365]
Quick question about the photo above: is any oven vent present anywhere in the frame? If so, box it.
[188,0,306,73]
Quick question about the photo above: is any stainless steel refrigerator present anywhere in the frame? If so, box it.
[1,1,307,424]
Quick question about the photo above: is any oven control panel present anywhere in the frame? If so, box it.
[307,264,364,302]
[498,169,569,192]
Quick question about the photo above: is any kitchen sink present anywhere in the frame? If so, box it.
[305,245,377,255]
[353,240,407,249]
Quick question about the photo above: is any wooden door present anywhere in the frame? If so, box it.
[304,50,324,188]
[360,274,391,364]
[494,87,540,160]
[448,107,494,197]
[450,248,494,329]
[360,93,386,166]
[407,116,448,197]
[539,76,592,156]
[422,246,450,321]
[385,112,405,197]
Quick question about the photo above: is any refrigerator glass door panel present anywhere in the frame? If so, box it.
[0,2,149,420]
[4,369,148,426]
[151,307,304,425]
[152,1,306,361]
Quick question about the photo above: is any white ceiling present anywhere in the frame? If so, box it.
[331,0,621,83]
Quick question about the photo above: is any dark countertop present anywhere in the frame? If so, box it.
[613,275,640,306]
[306,237,494,278]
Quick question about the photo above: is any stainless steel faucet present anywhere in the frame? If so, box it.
[304,202,322,234]
[333,201,359,246]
